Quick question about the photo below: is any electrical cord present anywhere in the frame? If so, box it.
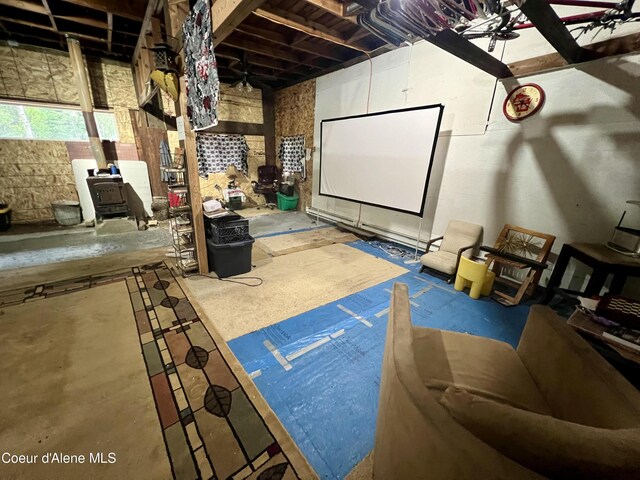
[194,273,264,287]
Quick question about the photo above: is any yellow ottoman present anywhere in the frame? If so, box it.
[454,256,495,299]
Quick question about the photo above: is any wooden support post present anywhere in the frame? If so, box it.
[178,75,208,274]
[262,87,276,166]
[66,35,107,168]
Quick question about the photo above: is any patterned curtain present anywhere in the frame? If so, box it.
[279,135,305,173]
[183,0,220,130]
[196,134,249,177]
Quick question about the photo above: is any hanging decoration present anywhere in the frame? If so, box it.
[279,135,305,173]
[503,83,545,121]
[183,0,220,130]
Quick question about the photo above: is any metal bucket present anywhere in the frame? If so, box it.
[51,200,82,226]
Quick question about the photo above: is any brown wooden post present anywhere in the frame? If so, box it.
[262,86,276,166]
[66,35,107,168]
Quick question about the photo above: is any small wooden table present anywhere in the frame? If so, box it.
[568,309,640,365]
[541,243,640,304]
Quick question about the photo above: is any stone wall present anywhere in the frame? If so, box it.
[0,44,139,223]
[274,79,316,211]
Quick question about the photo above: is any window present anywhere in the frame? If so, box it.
[0,102,119,141]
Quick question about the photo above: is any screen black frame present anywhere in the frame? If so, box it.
[319,103,444,217]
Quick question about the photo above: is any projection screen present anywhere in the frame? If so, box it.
[319,104,444,216]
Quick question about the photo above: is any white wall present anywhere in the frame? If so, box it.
[311,32,640,289]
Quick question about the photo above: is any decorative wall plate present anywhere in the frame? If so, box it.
[503,83,545,121]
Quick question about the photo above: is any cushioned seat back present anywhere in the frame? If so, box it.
[517,306,640,429]
[257,165,279,185]
[373,283,544,480]
[440,220,483,256]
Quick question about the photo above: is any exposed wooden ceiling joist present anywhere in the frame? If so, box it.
[302,0,356,24]
[426,30,512,78]
[520,0,602,64]
[58,0,147,21]
[222,33,331,70]
[132,0,161,66]
[0,0,46,15]
[106,12,112,52]
[235,21,353,62]
[253,7,373,52]
[211,0,268,47]
[41,0,58,32]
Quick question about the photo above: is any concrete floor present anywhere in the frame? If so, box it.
[0,211,328,271]
[0,221,171,270]
[248,211,330,238]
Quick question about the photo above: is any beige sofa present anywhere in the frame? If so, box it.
[374,283,640,479]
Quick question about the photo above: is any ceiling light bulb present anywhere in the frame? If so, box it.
[246,82,253,93]
[236,82,243,92]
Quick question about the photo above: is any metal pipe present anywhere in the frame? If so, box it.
[66,35,107,169]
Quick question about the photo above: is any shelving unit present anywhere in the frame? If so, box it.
[164,166,199,276]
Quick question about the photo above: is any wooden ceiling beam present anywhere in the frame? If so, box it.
[519,0,601,63]
[41,0,58,32]
[211,0,267,47]
[234,22,350,62]
[0,16,134,49]
[0,0,46,15]
[425,29,512,78]
[106,13,112,52]
[214,46,291,71]
[222,33,331,69]
[302,0,356,24]
[132,0,160,67]
[253,7,373,52]
[58,0,147,21]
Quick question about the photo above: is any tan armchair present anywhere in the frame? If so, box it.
[419,220,483,282]
[373,283,640,479]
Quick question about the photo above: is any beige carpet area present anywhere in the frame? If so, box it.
[184,243,407,341]
[0,281,171,480]
[255,227,358,257]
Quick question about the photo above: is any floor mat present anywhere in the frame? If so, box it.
[184,243,408,341]
[0,263,307,480]
[228,240,531,479]
[255,227,358,257]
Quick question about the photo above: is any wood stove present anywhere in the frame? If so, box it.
[86,176,131,222]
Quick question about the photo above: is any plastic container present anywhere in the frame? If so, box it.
[0,204,11,232]
[210,218,249,244]
[51,200,82,226]
[206,236,254,278]
[277,192,299,211]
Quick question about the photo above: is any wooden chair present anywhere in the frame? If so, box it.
[481,225,555,306]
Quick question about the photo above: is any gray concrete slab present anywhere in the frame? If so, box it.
[248,211,331,238]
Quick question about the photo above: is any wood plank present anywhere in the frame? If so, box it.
[59,0,147,21]
[0,0,46,14]
[215,46,291,71]
[302,0,355,23]
[519,0,601,64]
[198,121,264,135]
[262,87,275,166]
[128,109,168,197]
[253,7,371,52]
[41,0,58,32]
[426,29,512,78]
[234,22,349,62]
[132,0,160,68]
[211,0,268,47]
[222,34,330,69]
[178,74,208,274]
[107,12,113,52]
[508,32,640,77]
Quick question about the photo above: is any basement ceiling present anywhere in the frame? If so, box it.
[0,0,146,60]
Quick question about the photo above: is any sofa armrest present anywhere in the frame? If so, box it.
[517,306,640,428]
[440,386,640,480]
[425,235,444,252]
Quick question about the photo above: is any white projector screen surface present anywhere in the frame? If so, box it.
[320,105,444,216]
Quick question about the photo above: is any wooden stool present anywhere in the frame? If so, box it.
[454,257,495,299]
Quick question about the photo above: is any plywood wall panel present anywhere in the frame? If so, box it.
[218,84,263,123]
[0,140,78,222]
[104,63,138,108]
[47,53,78,104]
[0,46,24,98]
[274,79,316,211]
[14,49,56,100]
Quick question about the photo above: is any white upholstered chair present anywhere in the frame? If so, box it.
[419,220,483,282]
